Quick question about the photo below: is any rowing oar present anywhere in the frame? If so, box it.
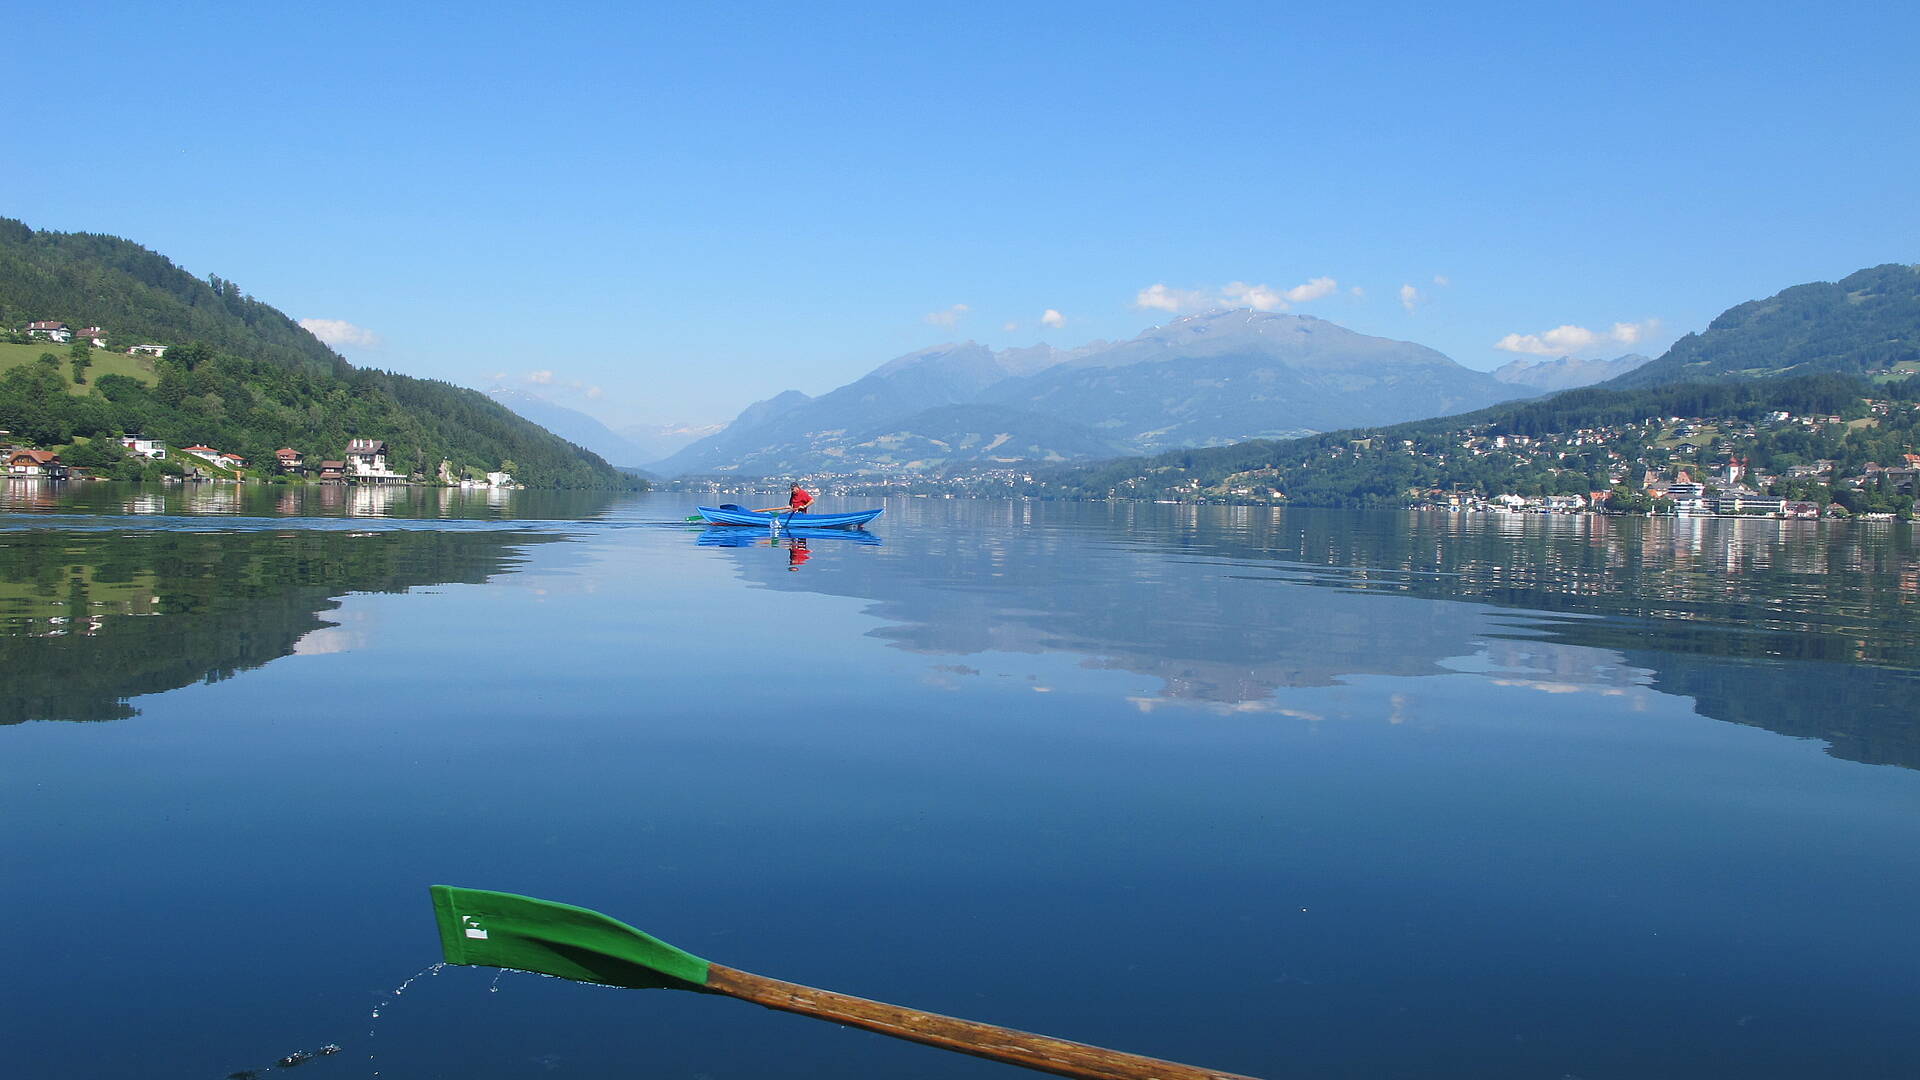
[430,886,1261,1080]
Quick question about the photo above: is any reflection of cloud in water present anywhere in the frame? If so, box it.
[712,500,1920,769]
[293,615,371,656]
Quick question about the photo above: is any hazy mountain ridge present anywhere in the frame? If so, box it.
[655,311,1526,475]
[1493,353,1651,391]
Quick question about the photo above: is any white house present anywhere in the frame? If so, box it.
[77,326,108,347]
[179,445,224,466]
[127,344,169,357]
[346,439,406,483]
[26,321,72,343]
[120,435,167,460]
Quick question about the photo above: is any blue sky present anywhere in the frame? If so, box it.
[15,2,1919,426]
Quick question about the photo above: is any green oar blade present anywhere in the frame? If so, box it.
[430,885,710,991]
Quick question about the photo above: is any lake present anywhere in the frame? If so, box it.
[4,485,1917,1079]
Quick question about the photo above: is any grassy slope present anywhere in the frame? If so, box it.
[0,342,154,394]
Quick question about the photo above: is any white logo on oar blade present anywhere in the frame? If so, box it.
[461,914,490,940]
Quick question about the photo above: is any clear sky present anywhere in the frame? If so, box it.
[14,1,1919,427]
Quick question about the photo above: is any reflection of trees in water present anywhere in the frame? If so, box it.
[0,529,553,725]
[723,501,1920,769]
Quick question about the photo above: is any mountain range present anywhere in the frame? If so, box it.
[1032,261,1920,507]
[655,312,1547,476]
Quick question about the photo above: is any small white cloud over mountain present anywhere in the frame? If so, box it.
[1495,318,1661,356]
[1041,308,1066,328]
[1136,277,1339,314]
[1399,284,1424,312]
[298,317,379,347]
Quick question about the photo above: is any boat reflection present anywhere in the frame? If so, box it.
[695,526,882,547]
[695,525,881,573]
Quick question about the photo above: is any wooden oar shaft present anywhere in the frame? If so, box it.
[705,964,1260,1080]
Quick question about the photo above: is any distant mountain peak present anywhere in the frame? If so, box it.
[653,309,1524,475]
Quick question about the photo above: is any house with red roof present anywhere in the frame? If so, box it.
[25,321,71,343]
[6,449,69,479]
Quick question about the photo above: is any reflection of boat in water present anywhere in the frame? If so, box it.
[697,526,882,547]
[696,505,883,528]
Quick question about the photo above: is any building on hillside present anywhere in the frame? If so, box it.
[275,448,306,474]
[486,470,517,489]
[1666,481,1706,514]
[25,321,72,343]
[120,435,167,460]
[77,326,108,347]
[1878,468,1920,495]
[6,449,69,479]
[218,452,246,470]
[345,439,405,483]
[1715,491,1785,515]
[127,343,169,357]
[180,445,224,466]
[318,460,346,484]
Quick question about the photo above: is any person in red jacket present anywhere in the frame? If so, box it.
[787,484,814,514]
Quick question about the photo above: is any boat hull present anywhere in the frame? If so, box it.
[695,506,883,529]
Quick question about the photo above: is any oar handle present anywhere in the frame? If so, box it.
[705,964,1261,1080]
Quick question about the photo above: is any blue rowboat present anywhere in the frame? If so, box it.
[696,505,883,529]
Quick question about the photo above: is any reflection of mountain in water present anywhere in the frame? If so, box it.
[712,501,1920,769]
[0,528,553,724]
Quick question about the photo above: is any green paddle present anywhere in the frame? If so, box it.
[430,886,1260,1080]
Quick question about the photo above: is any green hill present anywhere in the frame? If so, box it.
[1613,263,1920,387]
[0,218,635,488]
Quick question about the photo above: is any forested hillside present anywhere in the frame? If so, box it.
[1613,263,1920,386]
[0,219,632,488]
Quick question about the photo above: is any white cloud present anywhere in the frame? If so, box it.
[527,369,555,384]
[1432,274,1451,287]
[1399,284,1424,312]
[1136,283,1210,312]
[586,386,603,399]
[1137,277,1340,314]
[1221,281,1285,311]
[1494,318,1662,356]
[1285,276,1338,303]
[1040,308,1066,328]
[1002,321,1019,332]
[923,303,970,328]
[1349,286,1365,298]
[299,317,380,348]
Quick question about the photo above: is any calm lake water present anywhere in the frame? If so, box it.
[4,485,1917,1079]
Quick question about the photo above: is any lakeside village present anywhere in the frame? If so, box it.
[3,322,518,489]
[671,402,1920,522]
